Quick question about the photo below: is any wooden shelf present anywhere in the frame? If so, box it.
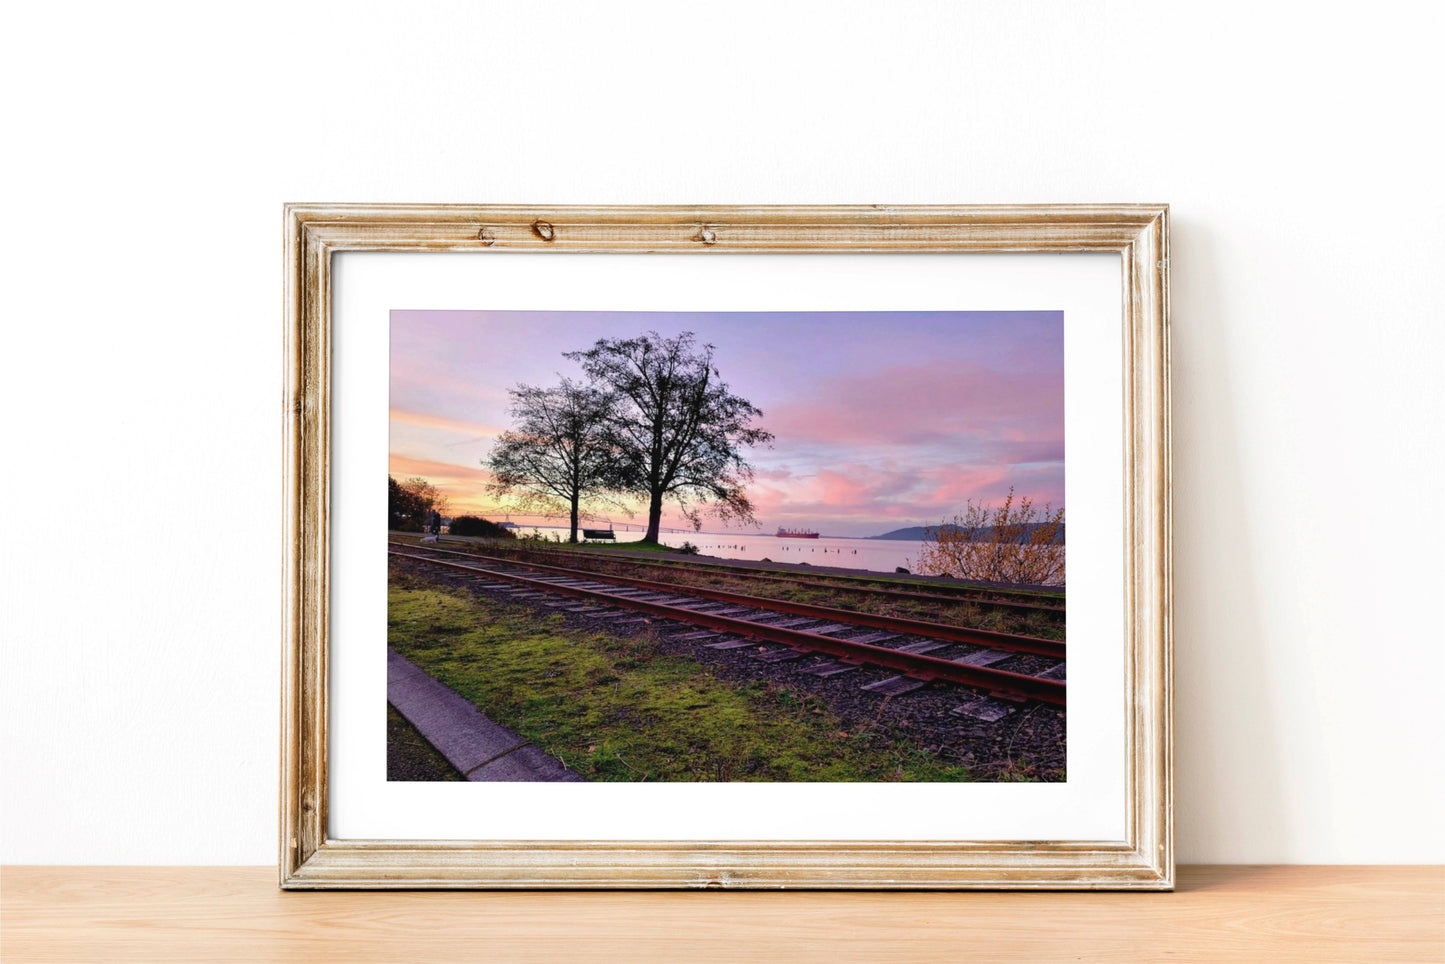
[3,865,1441,962]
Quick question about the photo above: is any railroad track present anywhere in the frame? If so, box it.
[414,536,1066,617]
[389,544,1066,712]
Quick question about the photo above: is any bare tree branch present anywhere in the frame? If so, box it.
[565,331,773,542]
[483,379,629,543]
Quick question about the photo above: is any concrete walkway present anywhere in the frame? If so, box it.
[387,649,585,782]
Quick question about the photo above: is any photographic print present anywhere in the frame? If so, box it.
[386,309,1067,784]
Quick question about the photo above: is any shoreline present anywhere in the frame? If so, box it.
[426,532,1066,595]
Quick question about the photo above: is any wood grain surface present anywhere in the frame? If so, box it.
[4,865,1441,962]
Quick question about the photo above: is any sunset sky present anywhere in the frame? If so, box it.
[390,310,1063,538]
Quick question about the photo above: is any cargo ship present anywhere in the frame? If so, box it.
[776,527,819,539]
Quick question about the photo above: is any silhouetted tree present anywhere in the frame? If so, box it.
[565,331,772,543]
[388,475,447,532]
[485,379,627,543]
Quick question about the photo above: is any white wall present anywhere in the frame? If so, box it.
[2,1,1440,865]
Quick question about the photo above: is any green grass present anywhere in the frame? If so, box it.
[388,571,971,782]
[568,539,691,554]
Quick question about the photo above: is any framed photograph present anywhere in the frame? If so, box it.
[281,204,1171,889]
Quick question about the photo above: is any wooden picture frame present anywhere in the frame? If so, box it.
[281,204,1171,889]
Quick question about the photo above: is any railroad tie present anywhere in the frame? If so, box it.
[861,675,928,696]
[953,648,1011,667]
[802,622,853,635]
[755,616,821,630]
[849,631,901,645]
[801,660,860,677]
[754,647,807,663]
[704,638,754,650]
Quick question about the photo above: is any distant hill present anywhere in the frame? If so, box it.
[869,523,1065,544]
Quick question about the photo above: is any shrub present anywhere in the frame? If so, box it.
[677,541,700,555]
[446,515,516,538]
[915,487,1064,585]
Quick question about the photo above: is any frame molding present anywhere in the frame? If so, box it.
[281,204,1171,889]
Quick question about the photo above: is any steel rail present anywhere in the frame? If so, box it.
[389,547,1066,705]
[393,542,1065,659]
[445,538,1066,612]
[520,547,1062,613]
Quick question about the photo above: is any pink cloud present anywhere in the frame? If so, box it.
[388,455,499,517]
[389,410,504,437]
[765,359,1062,449]
[747,459,1064,530]
[913,465,1062,515]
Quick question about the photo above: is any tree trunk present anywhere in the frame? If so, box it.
[568,498,580,543]
[644,495,663,543]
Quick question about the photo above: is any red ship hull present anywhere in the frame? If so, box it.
[776,529,819,538]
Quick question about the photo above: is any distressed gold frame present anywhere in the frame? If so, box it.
[281,204,1171,889]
